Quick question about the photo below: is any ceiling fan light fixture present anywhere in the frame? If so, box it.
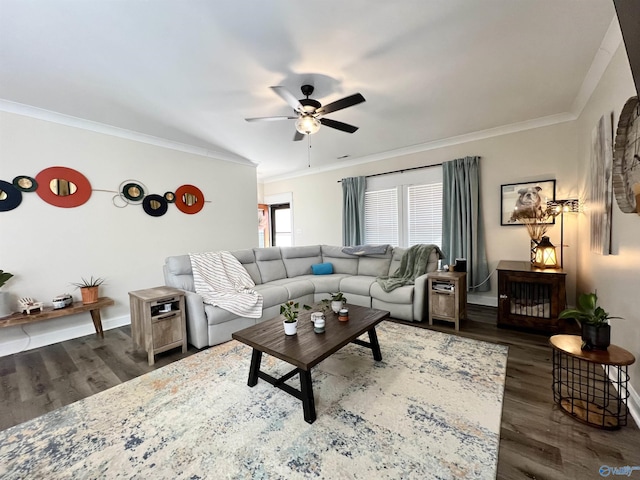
[295,115,321,135]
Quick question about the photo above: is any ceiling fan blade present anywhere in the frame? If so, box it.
[316,93,365,116]
[320,118,359,133]
[293,130,305,141]
[245,116,298,122]
[271,86,304,113]
[245,116,297,122]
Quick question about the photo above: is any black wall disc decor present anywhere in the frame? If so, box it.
[142,194,168,217]
[0,180,22,212]
[12,176,38,192]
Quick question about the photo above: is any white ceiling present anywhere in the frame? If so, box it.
[0,1,618,180]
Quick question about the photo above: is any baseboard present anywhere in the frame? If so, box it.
[0,315,130,357]
[467,293,497,307]
[608,366,640,427]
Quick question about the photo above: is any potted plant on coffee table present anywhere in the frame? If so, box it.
[0,269,14,317]
[329,292,347,313]
[71,276,105,305]
[280,301,311,336]
[559,292,622,350]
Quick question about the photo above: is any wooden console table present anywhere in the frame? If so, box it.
[0,297,115,337]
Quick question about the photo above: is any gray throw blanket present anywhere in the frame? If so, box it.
[342,244,389,256]
[376,244,444,292]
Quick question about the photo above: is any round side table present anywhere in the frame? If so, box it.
[550,335,635,429]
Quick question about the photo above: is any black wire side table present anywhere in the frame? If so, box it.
[550,335,636,429]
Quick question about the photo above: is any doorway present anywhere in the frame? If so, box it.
[270,203,292,246]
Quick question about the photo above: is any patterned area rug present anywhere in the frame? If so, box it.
[0,322,508,479]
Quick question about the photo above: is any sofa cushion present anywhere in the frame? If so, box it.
[253,284,290,308]
[204,303,238,326]
[388,246,441,276]
[311,263,333,275]
[164,255,195,292]
[230,249,262,285]
[357,251,393,277]
[268,278,315,299]
[340,275,377,296]
[321,245,359,275]
[254,247,287,283]
[281,245,322,278]
[370,282,414,304]
[302,274,351,294]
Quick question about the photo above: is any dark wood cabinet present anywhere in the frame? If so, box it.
[497,260,567,333]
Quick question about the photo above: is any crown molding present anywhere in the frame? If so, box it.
[260,111,576,184]
[0,100,256,168]
[570,15,623,117]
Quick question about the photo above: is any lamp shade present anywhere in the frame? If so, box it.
[533,236,559,268]
[295,115,321,135]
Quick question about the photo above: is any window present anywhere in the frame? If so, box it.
[407,183,443,246]
[364,168,442,248]
[270,203,292,246]
[365,189,399,246]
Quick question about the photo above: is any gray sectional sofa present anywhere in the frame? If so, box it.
[163,244,441,348]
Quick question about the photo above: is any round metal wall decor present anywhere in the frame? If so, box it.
[35,166,92,208]
[164,191,176,203]
[12,175,38,192]
[120,181,146,203]
[175,184,205,214]
[0,180,22,212]
[612,96,640,213]
[142,194,168,217]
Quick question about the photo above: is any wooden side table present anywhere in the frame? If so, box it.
[0,297,114,337]
[550,335,636,429]
[129,286,187,366]
[427,271,467,330]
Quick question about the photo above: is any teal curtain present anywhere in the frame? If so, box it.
[442,157,490,292]
[342,176,366,246]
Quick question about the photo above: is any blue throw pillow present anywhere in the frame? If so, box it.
[311,263,333,275]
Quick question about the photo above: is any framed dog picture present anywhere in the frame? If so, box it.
[501,180,556,225]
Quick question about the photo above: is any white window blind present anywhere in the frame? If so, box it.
[365,188,399,246]
[364,167,443,248]
[408,183,443,246]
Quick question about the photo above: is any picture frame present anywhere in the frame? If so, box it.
[500,180,556,225]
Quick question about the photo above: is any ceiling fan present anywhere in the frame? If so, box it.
[245,85,366,141]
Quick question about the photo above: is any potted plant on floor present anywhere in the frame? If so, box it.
[280,301,311,335]
[559,292,621,350]
[0,270,14,318]
[71,276,105,305]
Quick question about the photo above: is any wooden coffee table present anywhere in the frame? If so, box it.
[232,304,390,424]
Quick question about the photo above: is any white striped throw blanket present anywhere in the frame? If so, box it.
[189,251,263,318]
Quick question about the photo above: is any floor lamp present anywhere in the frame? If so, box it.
[547,199,580,268]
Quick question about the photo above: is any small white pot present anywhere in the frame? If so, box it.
[283,319,298,335]
[331,300,344,313]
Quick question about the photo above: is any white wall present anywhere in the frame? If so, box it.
[263,121,579,306]
[0,111,258,355]
[574,45,640,398]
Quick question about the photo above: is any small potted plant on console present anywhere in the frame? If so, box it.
[0,269,14,317]
[280,301,311,336]
[559,292,621,350]
[71,276,105,305]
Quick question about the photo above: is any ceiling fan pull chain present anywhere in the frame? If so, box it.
[308,135,311,168]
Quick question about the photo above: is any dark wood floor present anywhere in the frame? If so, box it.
[1,305,638,479]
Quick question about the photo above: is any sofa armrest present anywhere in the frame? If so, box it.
[413,273,430,322]
[182,290,208,349]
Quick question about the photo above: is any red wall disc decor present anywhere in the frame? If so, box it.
[175,184,205,214]
[35,166,92,208]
